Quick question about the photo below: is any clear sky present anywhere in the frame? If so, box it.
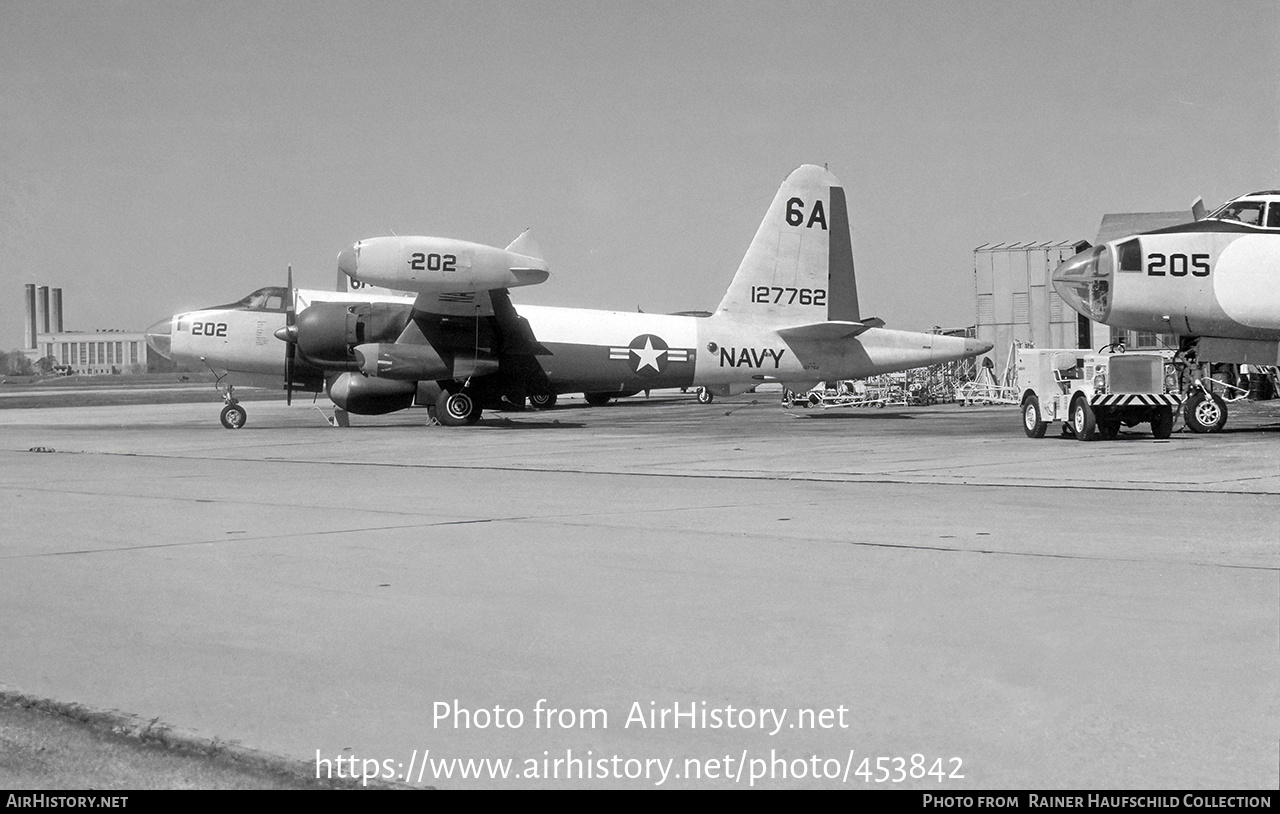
[2,0,1277,346]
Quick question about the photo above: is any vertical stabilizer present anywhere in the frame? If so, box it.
[715,164,859,323]
[505,228,543,260]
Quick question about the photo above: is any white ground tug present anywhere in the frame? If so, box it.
[1016,348,1181,441]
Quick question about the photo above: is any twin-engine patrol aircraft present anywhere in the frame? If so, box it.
[1051,189,1280,432]
[147,164,992,428]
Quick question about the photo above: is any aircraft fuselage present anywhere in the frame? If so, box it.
[159,294,983,398]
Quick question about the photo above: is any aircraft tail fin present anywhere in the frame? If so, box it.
[505,228,543,260]
[714,164,860,323]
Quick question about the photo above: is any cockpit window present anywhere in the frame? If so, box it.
[236,287,288,311]
[1117,238,1141,272]
[1209,200,1266,226]
[203,286,290,312]
[1267,204,1280,228]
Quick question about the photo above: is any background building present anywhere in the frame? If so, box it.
[18,283,150,375]
[974,210,1191,375]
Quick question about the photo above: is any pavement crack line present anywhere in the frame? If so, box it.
[0,517,527,559]
[37,450,1280,497]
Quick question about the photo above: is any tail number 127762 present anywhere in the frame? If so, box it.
[751,286,826,305]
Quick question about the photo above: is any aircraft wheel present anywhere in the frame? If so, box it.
[1150,406,1174,439]
[436,389,480,426]
[220,403,247,430]
[1098,419,1121,440]
[1185,391,1228,433]
[529,393,557,409]
[584,392,612,406]
[1070,397,1095,442]
[696,387,714,404]
[1021,395,1047,438]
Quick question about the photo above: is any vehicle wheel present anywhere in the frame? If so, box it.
[220,403,247,430]
[1150,406,1174,439]
[529,393,557,409]
[1185,391,1228,433]
[1021,395,1047,438]
[1098,420,1121,440]
[696,387,714,404]
[584,392,612,406]
[1070,397,1095,441]
[436,389,480,426]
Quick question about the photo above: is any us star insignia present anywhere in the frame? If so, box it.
[609,334,691,376]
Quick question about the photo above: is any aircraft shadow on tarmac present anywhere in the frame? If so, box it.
[476,416,585,429]
[786,411,916,420]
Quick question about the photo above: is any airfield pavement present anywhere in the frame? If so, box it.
[0,393,1276,789]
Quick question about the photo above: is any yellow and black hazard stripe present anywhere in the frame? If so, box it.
[1089,393,1183,407]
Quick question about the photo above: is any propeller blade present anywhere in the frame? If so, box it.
[285,265,295,405]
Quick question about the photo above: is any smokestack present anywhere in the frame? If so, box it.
[52,288,64,332]
[37,286,50,334]
[24,284,37,350]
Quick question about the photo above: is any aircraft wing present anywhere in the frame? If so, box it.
[400,288,550,356]
[412,289,497,318]
[776,318,885,343]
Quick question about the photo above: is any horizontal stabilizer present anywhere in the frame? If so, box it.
[776,318,884,343]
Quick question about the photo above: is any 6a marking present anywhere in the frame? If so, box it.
[751,286,826,305]
[786,197,828,230]
[409,253,458,272]
[191,322,227,337]
[1147,253,1209,277]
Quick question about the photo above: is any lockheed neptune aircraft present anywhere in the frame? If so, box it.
[146,164,992,428]
[1051,190,1280,432]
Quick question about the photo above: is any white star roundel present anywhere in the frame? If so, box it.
[608,334,690,377]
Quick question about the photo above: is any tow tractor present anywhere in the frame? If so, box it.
[1016,347,1181,441]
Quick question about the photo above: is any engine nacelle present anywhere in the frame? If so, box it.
[326,373,416,415]
[296,302,413,368]
[353,342,499,380]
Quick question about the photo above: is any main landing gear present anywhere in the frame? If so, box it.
[435,388,482,426]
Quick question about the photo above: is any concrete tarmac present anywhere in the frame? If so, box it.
[1,394,1276,789]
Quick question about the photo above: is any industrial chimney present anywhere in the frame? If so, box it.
[52,288,64,332]
[24,284,37,350]
[37,286,50,334]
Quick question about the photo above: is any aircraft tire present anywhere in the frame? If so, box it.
[220,403,247,430]
[1185,391,1228,433]
[696,387,714,404]
[1070,397,1095,442]
[1098,419,1121,440]
[436,390,480,426]
[529,393,557,409]
[1021,395,1047,438]
[1150,406,1174,439]
[584,392,612,406]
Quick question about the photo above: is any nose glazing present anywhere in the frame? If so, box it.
[144,317,173,359]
